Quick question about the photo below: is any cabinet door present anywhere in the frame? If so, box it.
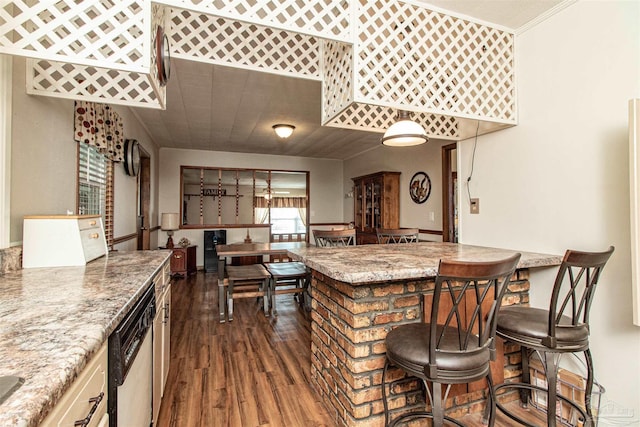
[170,249,186,273]
[152,310,163,424]
[372,178,382,230]
[41,343,108,427]
[161,283,171,393]
[354,182,363,230]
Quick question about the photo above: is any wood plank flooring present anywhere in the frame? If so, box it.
[156,272,553,427]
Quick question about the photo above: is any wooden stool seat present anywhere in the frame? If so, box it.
[225,264,271,321]
[264,262,308,315]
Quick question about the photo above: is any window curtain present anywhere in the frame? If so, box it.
[297,208,307,226]
[74,101,125,162]
[255,208,269,224]
[254,196,306,225]
[263,197,307,208]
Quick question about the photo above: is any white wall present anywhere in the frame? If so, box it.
[9,56,160,250]
[457,1,640,423]
[158,147,343,265]
[112,109,161,251]
[10,56,76,243]
[343,139,451,240]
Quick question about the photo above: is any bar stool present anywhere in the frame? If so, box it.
[376,228,419,244]
[264,262,309,316]
[313,229,356,246]
[381,253,521,427]
[225,264,271,321]
[491,246,614,427]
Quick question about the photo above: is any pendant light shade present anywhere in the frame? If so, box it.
[381,111,428,147]
[272,124,295,138]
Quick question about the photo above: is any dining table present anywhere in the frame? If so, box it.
[216,241,309,322]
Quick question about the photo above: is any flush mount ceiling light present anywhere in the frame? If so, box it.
[381,111,429,147]
[272,124,295,139]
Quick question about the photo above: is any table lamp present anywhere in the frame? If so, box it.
[161,213,180,248]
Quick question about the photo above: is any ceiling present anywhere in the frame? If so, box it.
[131,1,564,160]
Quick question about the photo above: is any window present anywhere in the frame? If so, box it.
[77,142,113,246]
[78,143,106,215]
[270,208,306,234]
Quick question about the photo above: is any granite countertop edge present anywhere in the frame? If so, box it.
[0,250,171,427]
[288,242,562,284]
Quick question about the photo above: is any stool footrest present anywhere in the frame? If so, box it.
[494,382,589,427]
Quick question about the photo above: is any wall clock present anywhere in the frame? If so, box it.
[409,171,431,204]
[124,139,140,177]
[155,26,171,86]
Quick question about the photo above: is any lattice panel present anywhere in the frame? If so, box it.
[161,0,352,42]
[322,39,354,120]
[26,59,162,108]
[0,0,148,72]
[169,8,321,79]
[354,0,515,123]
[324,102,460,140]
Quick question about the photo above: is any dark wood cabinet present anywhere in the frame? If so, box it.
[352,171,400,245]
[168,245,197,277]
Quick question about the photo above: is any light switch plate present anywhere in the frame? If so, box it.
[470,198,479,214]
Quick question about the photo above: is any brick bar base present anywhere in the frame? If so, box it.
[309,268,530,427]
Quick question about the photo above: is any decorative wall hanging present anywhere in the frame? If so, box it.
[409,172,431,204]
[123,139,140,176]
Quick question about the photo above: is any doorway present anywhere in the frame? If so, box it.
[137,149,151,250]
[441,143,458,243]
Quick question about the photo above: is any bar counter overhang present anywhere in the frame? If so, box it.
[288,242,562,427]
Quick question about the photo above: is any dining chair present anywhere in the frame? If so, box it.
[492,246,614,427]
[313,229,356,247]
[376,228,419,244]
[381,253,521,427]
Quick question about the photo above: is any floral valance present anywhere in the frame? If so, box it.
[254,196,307,208]
[74,101,124,162]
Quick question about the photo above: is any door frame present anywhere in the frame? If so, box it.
[137,147,151,250]
[441,143,457,242]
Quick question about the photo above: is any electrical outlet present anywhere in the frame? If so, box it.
[470,198,479,214]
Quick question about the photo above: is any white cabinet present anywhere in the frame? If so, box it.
[22,215,108,268]
[40,343,108,427]
[152,261,171,424]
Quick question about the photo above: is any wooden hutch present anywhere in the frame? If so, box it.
[352,171,400,244]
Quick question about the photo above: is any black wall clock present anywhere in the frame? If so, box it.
[155,26,171,86]
[409,171,431,204]
[124,139,140,177]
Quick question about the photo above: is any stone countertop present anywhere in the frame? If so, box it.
[0,250,171,427]
[288,242,562,284]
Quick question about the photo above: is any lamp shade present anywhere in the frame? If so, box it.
[160,213,180,231]
[381,111,428,147]
[272,124,295,138]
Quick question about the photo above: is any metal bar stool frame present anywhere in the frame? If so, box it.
[490,246,614,427]
[376,228,419,244]
[313,229,356,247]
[381,253,521,427]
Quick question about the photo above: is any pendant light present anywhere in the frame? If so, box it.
[381,111,428,146]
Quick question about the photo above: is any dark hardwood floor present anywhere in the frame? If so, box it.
[157,272,552,427]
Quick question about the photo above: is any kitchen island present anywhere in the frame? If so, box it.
[0,250,171,427]
[288,242,562,427]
